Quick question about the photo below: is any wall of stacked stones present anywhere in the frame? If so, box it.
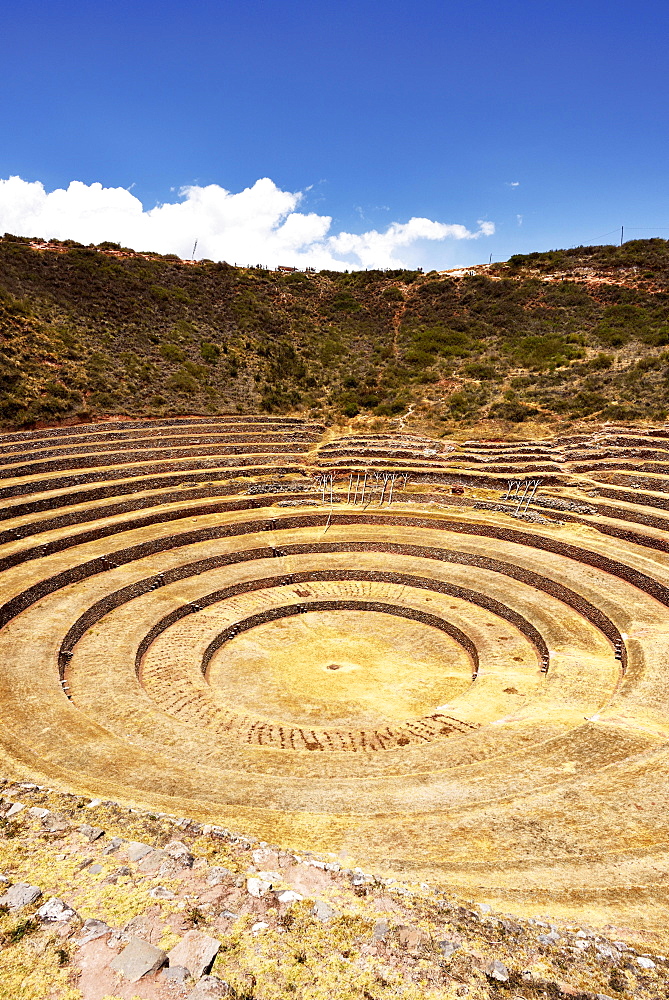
[0,463,302,503]
[2,445,312,480]
[0,415,315,445]
[201,600,479,675]
[3,542,618,683]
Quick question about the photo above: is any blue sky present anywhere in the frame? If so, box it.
[1,0,668,269]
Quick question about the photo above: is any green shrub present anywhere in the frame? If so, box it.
[200,341,220,363]
[151,284,191,304]
[462,362,498,379]
[89,391,118,409]
[413,327,472,358]
[600,403,643,421]
[331,292,361,312]
[640,325,669,346]
[182,361,208,381]
[160,343,186,362]
[320,339,344,364]
[373,400,406,416]
[488,400,539,422]
[595,326,628,347]
[568,391,608,416]
[511,335,581,369]
[86,352,111,371]
[170,319,196,341]
[166,372,198,393]
[0,361,22,392]
[0,395,27,420]
[588,353,614,369]
[447,389,487,418]
[404,348,435,368]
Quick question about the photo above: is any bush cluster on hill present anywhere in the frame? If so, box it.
[2,235,669,429]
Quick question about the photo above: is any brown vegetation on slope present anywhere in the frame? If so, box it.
[3,236,669,432]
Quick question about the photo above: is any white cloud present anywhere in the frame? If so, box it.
[507,181,520,187]
[0,175,494,270]
[517,214,523,226]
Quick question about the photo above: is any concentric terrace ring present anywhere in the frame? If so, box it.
[2,416,669,929]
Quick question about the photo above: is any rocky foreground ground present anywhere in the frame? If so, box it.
[0,781,667,1000]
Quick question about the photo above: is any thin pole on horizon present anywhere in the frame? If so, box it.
[621,226,624,246]
[192,239,198,260]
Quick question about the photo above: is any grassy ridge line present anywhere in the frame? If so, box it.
[3,235,669,432]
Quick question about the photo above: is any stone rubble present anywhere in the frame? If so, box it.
[76,917,112,945]
[167,929,221,979]
[0,777,667,998]
[35,896,78,923]
[108,935,167,982]
[0,881,42,910]
[78,822,105,842]
[186,974,231,999]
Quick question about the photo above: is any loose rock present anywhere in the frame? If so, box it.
[150,886,176,899]
[102,836,125,855]
[109,936,167,982]
[206,866,231,885]
[124,841,154,862]
[596,942,621,961]
[275,889,303,904]
[76,918,112,945]
[42,812,69,833]
[187,975,231,999]
[168,930,221,978]
[246,876,272,897]
[397,925,427,950]
[164,839,195,868]
[312,900,334,922]
[485,958,510,982]
[137,849,168,873]
[0,882,42,910]
[373,920,389,942]
[36,897,78,923]
[79,823,105,842]
[163,965,191,985]
[539,929,561,945]
[27,807,50,820]
[438,936,461,958]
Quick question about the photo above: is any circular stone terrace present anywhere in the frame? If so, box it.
[1,415,669,933]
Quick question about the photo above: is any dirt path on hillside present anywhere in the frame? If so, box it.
[391,288,409,358]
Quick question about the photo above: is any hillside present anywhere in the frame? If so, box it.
[3,235,669,432]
